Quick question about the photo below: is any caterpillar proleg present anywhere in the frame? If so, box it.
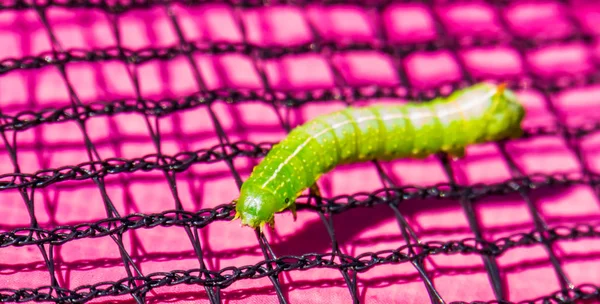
[233,82,525,230]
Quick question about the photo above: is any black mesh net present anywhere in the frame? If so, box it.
[0,0,600,303]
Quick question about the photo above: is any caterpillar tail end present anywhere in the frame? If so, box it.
[496,81,507,96]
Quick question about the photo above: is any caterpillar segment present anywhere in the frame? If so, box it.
[234,82,526,229]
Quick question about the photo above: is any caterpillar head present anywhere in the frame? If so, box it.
[484,83,526,141]
[233,182,278,230]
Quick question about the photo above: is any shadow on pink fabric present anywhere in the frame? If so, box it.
[0,1,600,304]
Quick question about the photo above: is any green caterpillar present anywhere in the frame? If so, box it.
[233,82,525,230]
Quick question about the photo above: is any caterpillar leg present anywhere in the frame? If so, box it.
[411,149,430,159]
[289,202,297,221]
[258,217,275,234]
[309,183,322,198]
[447,148,465,160]
[267,217,275,229]
[509,128,524,139]
[232,199,241,221]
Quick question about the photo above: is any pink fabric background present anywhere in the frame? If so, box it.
[1,1,600,303]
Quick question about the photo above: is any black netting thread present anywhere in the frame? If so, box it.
[0,29,593,74]
[2,284,600,304]
[1,203,598,248]
[1,223,599,303]
[0,86,596,137]
[0,139,590,190]
[0,0,588,12]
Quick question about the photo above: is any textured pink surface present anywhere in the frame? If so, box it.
[0,1,600,304]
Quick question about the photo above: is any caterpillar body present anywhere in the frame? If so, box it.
[233,82,525,230]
